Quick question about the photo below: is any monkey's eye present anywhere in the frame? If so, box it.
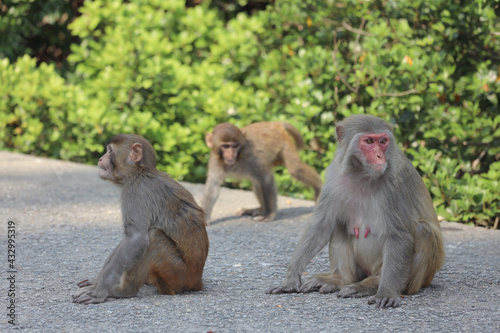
[221,144,230,149]
[380,137,388,144]
[365,138,374,144]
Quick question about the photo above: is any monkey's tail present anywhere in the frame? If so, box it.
[281,122,305,150]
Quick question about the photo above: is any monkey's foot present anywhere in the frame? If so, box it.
[338,283,376,298]
[300,276,339,294]
[368,294,402,308]
[236,208,274,222]
[266,278,301,294]
[252,215,272,222]
[236,207,262,216]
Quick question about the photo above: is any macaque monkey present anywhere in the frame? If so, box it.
[73,134,209,304]
[267,115,444,308]
[201,121,323,224]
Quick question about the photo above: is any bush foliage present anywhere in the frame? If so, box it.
[1,0,499,227]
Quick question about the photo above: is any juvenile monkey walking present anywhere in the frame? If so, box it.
[73,134,209,304]
[201,121,323,224]
[267,115,444,308]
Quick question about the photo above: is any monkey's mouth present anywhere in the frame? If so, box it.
[370,163,388,175]
[372,163,386,170]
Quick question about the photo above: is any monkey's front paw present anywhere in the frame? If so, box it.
[252,215,272,222]
[338,284,373,298]
[300,278,338,294]
[73,293,107,305]
[266,285,297,294]
[236,207,259,216]
[299,279,321,293]
[266,279,301,294]
[72,288,89,300]
[76,278,96,288]
[367,294,402,308]
[73,289,108,305]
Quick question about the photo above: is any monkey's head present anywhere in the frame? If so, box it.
[98,134,157,184]
[336,115,395,177]
[205,123,245,166]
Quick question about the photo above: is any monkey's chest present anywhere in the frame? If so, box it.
[346,214,385,274]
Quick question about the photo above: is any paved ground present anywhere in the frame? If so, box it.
[1,151,499,332]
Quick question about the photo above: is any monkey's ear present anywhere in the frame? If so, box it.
[336,125,344,143]
[205,132,213,148]
[129,143,143,163]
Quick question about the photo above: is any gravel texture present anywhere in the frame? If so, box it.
[1,151,499,332]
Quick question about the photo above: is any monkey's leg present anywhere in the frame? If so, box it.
[300,233,363,294]
[405,221,444,294]
[237,175,277,221]
[338,276,380,298]
[143,228,202,294]
[282,147,323,201]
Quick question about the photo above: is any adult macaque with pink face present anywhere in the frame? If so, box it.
[267,115,444,308]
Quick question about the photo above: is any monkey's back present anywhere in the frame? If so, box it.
[123,172,209,269]
[242,121,303,167]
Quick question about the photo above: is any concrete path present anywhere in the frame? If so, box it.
[1,151,499,332]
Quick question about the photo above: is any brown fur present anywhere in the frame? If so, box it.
[201,121,323,224]
[267,115,444,308]
[73,134,209,304]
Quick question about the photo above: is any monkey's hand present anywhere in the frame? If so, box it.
[367,292,402,308]
[252,215,271,222]
[76,278,96,288]
[72,287,108,305]
[266,277,301,294]
[237,208,275,222]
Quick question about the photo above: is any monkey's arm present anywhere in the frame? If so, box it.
[200,162,224,223]
[368,231,413,308]
[267,208,335,294]
[73,220,149,304]
[75,244,121,288]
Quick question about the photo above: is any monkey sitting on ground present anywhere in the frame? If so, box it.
[266,115,444,308]
[200,121,323,224]
[73,134,209,304]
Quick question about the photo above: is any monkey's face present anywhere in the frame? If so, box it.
[98,144,116,181]
[357,133,389,172]
[219,143,240,166]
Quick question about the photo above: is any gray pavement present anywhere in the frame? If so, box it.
[1,151,499,332]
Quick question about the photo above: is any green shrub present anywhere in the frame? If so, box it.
[0,0,498,226]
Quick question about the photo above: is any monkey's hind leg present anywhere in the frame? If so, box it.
[237,177,277,221]
[300,272,343,294]
[405,221,444,294]
[282,145,323,202]
[145,228,202,295]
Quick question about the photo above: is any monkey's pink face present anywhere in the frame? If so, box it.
[358,133,390,170]
[220,143,240,166]
[98,145,115,180]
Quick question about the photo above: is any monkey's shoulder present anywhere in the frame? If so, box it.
[123,172,197,204]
